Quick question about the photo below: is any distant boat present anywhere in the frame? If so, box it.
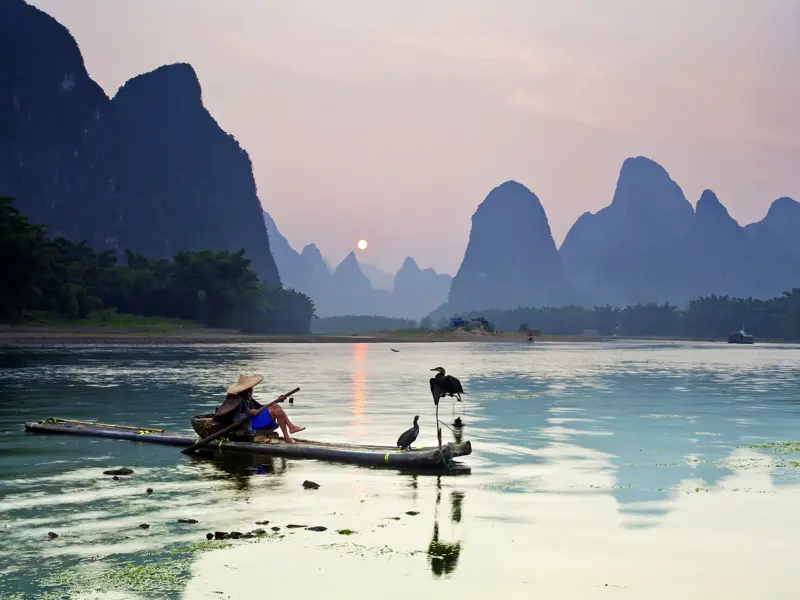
[728,327,754,344]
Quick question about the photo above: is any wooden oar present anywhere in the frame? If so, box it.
[181,387,300,454]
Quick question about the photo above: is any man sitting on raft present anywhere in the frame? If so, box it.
[214,374,305,444]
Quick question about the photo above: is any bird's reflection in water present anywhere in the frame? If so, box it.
[450,491,464,523]
[407,474,419,503]
[428,523,462,577]
[427,476,464,577]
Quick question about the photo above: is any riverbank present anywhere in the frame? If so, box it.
[0,324,608,345]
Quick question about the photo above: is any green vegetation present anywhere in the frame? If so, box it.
[169,540,232,554]
[0,197,314,333]
[311,315,418,334]
[20,308,199,328]
[448,293,800,341]
[746,441,800,453]
[38,543,231,598]
[43,560,187,596]
[379,327,436,338]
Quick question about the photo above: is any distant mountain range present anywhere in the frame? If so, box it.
[1,0,279,282]
[263,212,452,318]
[432,157,798,318]
[447,181,575,313]
[358,262,394,292]
[3,1,797,322]
[559,157,799,307]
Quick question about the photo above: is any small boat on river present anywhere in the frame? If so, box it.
[24,418,472,469]
[727,327,754,344]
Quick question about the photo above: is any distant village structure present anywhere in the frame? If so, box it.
[449,317,493,332]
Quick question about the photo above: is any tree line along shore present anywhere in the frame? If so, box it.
[0,325,793,346]
[3,196,799,343]
[1,197,314,334]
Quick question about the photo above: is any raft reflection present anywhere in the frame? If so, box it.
[189,452,289,491]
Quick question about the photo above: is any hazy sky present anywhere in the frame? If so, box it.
[33,0,800,274]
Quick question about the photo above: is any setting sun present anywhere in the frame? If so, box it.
[357,239,368,250]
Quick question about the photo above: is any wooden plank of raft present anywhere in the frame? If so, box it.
[25,421,472,467]
[49,418,164,433]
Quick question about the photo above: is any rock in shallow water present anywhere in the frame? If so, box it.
[229,531,243,539]
[255,520,269,525]
[307,526,327,532]
[146,488,153,494]
[47,531,59,539]
[251,528,266,535]
[138,524,150,529]
[103,468,134,476]
[206,533,214,540]
[214,531,228,540]
[406,511,419,516]
[302,480,320,490]
[271,526,280,532]
[178,518,199,524]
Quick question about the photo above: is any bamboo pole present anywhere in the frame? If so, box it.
[435,402,442,451]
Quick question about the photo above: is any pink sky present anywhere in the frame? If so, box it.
[32,0,800,274]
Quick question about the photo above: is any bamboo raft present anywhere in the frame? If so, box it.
[24,419,472,469]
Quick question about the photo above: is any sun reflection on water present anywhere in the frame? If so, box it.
[350,343,370,436]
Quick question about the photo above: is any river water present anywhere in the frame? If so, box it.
[1,341,799,599]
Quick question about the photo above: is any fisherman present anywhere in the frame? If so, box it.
[214,374,305,444]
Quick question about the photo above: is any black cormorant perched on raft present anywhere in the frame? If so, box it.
[429,367,464,405]
[396,415,419,450]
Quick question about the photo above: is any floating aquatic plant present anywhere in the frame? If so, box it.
[169,540,231,554]
[639,414,693,419]
[39,543,236,598]
[42,560,185,596]
[746,441,800,454]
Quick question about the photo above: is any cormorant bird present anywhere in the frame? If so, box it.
[429,367,464,405]
[396,415,420,450]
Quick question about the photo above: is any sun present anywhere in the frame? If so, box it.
[357,239,368,251]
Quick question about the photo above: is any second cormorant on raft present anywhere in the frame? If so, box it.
[396,415,420,450]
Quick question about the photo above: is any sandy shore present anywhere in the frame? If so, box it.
[0,324,607,346]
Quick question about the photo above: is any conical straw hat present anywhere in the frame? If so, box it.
[226,374,264,395]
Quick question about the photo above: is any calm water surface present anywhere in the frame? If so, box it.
[1,341,800,599]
